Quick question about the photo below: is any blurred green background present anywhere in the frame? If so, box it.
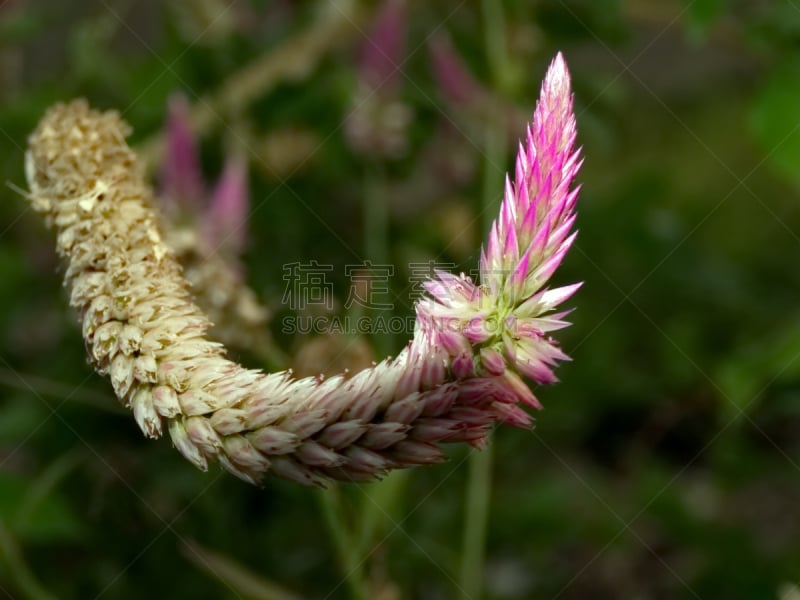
[1,0,800,598]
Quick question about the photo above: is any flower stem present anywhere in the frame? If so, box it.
[364,167,393,359]
[459,442,494,600]
[355,470,408,555]
[318,486,368,600]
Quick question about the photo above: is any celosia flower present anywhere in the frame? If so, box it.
[24,53,580,486]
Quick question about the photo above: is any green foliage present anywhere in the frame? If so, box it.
[1,0,800,598]
[0,471,81,543]
[685,0,731,41]
[750,62,800,188]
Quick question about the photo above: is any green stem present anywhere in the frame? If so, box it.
[459,443,494,600]
[363,167,392,359]
[355,470,408,555]
[481,0,510,96]
[364,168,388,269]
[479,0,510,233]
[318,486,368,600]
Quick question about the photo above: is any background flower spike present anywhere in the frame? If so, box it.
[201,154,249,256]
[24,53,581,486]
[162,94,205,212]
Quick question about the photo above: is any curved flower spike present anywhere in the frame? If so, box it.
[24,53,581,486]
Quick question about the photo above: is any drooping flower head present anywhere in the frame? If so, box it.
[419,52,582,403]
[24,53,581,486]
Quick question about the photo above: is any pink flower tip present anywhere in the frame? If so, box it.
[479,51,579,298]
[547,52,569,91]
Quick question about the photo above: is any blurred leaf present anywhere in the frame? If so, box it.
[0,10,41,42]
[181,539,301,600]
[685,0,730,41]
[716,313,800,422]
[779,582,800,600]
[0,396,47,442]
[15,451,82,535]
[68,11,127,93]
[0,472,81,543]
[750,62,800,187]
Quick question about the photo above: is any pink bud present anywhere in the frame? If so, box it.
[451,352,474,379]
[436,326,470,357]
[480,347,506,376]
[490,401,533,428]
[411,417,462,442]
